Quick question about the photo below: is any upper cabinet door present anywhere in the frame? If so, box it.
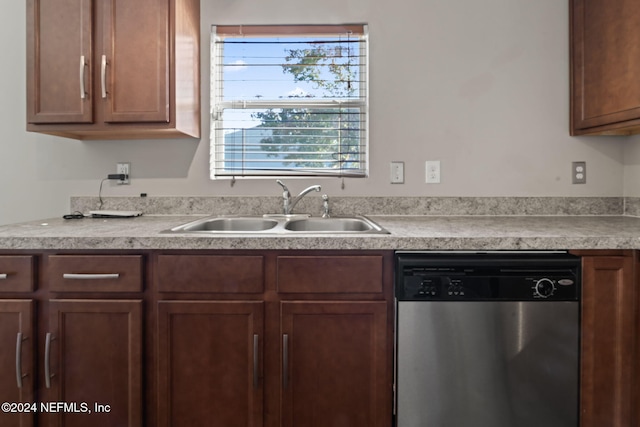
[100,0,169,123]
[27,0,93,124]
[571,0,640,135]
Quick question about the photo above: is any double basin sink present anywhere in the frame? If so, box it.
[164,215,389,235]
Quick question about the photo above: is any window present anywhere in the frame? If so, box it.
[210,24,369,178]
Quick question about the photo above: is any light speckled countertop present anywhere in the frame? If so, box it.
[1,214,639,251]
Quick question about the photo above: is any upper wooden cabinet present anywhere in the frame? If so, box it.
[26,0,200,140]
[570,0,640,135]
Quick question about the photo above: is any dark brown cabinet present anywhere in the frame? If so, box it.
[0,300,35,427]
[6,247,640,426]
[0,254,144,427]
[26,0,200,140]
[276,254,392,427]
[280,301,388,427]
[41,254,144,427]
[157,301,264,427]
[155,254,267,427]
[0,256,36,427]
[570,0,640,135]
[154,251,394,427]
[577,251,637,427]
[43,299,143,427]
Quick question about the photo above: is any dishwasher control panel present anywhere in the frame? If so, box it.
[396,252,581,301]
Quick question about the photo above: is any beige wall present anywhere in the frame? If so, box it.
[1,0,639,225]
[624,142,640,197]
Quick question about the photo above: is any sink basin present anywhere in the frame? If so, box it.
[168,217,279,233]
[163,215,388,235]
[284,217,385,233]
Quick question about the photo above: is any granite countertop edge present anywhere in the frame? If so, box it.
[0,214,639,251]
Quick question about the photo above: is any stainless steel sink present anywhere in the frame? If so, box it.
[167,217,279,233]
[163,215,389,235]
[284,217,385,233]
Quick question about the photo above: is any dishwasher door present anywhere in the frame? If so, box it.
[396,300,579,427]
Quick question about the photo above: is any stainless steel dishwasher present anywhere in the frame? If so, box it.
[395,251,581,427]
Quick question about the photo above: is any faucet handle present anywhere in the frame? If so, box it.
[276,179,289,192]
[322,194,331,218]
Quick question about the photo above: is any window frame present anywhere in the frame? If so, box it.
[210,24,369,179]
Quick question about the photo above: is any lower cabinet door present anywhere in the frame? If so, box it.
[280,301,390,427]
[157,301,264,427]
[581,255,635,427]
[44,299,143,427]
[0,300,34,427]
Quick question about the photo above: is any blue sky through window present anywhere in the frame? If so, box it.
[218,36,362,130]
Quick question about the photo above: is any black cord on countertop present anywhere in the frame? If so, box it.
[63,176,125,219]
[63,211,86,220]
[98,178,108,209]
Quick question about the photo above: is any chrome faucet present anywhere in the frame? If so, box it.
[276,180,321,215]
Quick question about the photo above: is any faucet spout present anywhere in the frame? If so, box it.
[275,180,321,215]
[289,185,322,214]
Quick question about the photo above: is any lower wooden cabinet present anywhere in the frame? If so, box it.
[157,301,264,427]
[0,300,34,427]
[0,298,143,427]
[281,301,388,427]
[4,248,640,427]
[43,299,143,427]
[154,251,394,427]
[578,251,637,427]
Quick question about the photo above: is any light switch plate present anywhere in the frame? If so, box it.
[390,161,404,184]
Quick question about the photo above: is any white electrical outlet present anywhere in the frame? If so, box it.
[425,160,441,184]
[116,162,130,185]
[390,161,404,184]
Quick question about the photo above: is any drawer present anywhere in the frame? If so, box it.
[156,255,264,293]
[277,255,383,294]
[0,256,35,292]
[47,255,143,292]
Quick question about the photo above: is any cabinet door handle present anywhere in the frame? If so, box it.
[79,55,87,99]
[44,333,54,389]
[63,273,120,280]
[15,333,24,389]
[253,334,259,389]
[282,334,289,389]
[0,274,7,280]
[101,55,108,98]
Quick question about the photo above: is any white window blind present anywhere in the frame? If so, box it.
[210,24,369,178]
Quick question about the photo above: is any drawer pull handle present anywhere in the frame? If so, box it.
[16,333,25,389]
[282,334,289,389]
[101,54,108,98]
[253,334,259,389]
[44,333,54,389]
[0,274,7,280]
[79,55,87,99]
[100,55,107,99]
[63,273,120,280]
